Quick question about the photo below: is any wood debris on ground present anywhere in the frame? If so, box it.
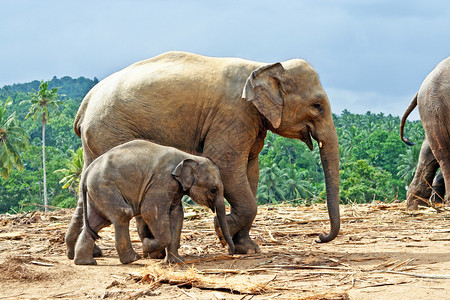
[0,202,449,299]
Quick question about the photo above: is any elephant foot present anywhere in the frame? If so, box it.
[119,250,141,264]
[406,197,426,210]
[214,219,259,254]
[93,244,103,257]
[68,243,102,260]
[234,237,260,254]
[142,245,166,259]
[74,256,97,265]
[67,248,75,260]
[142,238,166,259]
[232,230,260,254]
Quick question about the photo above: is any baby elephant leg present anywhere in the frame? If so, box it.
[113,218,141,264]
[103,198,140,264]
[136,216,165,259]
[165,203,184,263]
[141,197,182,263]
[74,208,110,265]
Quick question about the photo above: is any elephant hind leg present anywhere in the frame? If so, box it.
[427,135,450,203]
[103,197,140,264]
[430,170,446,204]
[74,209,110,265]
[66,197,109,259]
[406,139,439,210]
[437,160,449,203]
[113,219,141,264]
[65,198,83,259]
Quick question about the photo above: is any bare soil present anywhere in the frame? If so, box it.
[1,202,449,299]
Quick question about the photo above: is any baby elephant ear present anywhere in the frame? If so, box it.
[172,159,199,191]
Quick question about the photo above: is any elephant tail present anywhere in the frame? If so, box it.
[400,92,418,146]
[73,97,87,137]
[73,114,82,138]
[73,87,95,138]
[81,172,100,240]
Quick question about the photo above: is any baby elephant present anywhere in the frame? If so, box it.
[73,140,234,265]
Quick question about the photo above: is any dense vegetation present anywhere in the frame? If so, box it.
[258,111,424,205]
[0,77,424,213]
[0,77,96,213]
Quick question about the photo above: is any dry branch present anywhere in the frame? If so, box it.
[270,265,351,271]
[385,270,450,279]
[282,216,373,224]
[181,255,236,265]
[389,258,414,271]
[0,232,23,240]
[30,261,54,267]
[358,281,410,289]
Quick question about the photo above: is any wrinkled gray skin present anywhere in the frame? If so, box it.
[400,138,441,209]
[73,140,234,265]
[67,51,340,256]
[400,57,450,210]
[431,170,445,204]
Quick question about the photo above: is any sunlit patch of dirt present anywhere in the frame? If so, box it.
[0,256,50,281]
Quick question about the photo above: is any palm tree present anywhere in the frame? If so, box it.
[0,98,29,179]
[397,144,421,185]
[54,147,83,204]
[21,81,64,211]
[257,163,286,204]
[281,165,309,202]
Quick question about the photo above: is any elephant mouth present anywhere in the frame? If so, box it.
[208,202,216,213]
[300,125,314,150]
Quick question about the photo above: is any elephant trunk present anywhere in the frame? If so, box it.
[316,131,340,243]
[215,196,235,254]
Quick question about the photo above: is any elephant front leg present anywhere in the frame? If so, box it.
[140,194,182,262]
[136,216,166,259]
[141,217,181,262]
[214,171,260,254]
[166,203,184,263]
[247,156,260,196]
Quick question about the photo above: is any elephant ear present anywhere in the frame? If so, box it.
[171,159,199,191]
[242,63,286,129]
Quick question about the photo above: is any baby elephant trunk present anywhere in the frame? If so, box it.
[215,196,235,255]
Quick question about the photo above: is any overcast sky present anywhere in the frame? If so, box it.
[1,1,449,119]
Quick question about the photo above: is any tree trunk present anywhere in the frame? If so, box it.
[42,119,47,212]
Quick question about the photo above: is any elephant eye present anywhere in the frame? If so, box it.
[210,186,218,194]
[313,103,323,113]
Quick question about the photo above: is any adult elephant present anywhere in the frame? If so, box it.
[400,57,450,209]
[66,51,340,256]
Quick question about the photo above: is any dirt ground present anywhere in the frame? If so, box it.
[1,202,449,300]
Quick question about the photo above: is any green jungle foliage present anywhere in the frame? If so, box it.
[0,77,424,212]
[0,77,96,213]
